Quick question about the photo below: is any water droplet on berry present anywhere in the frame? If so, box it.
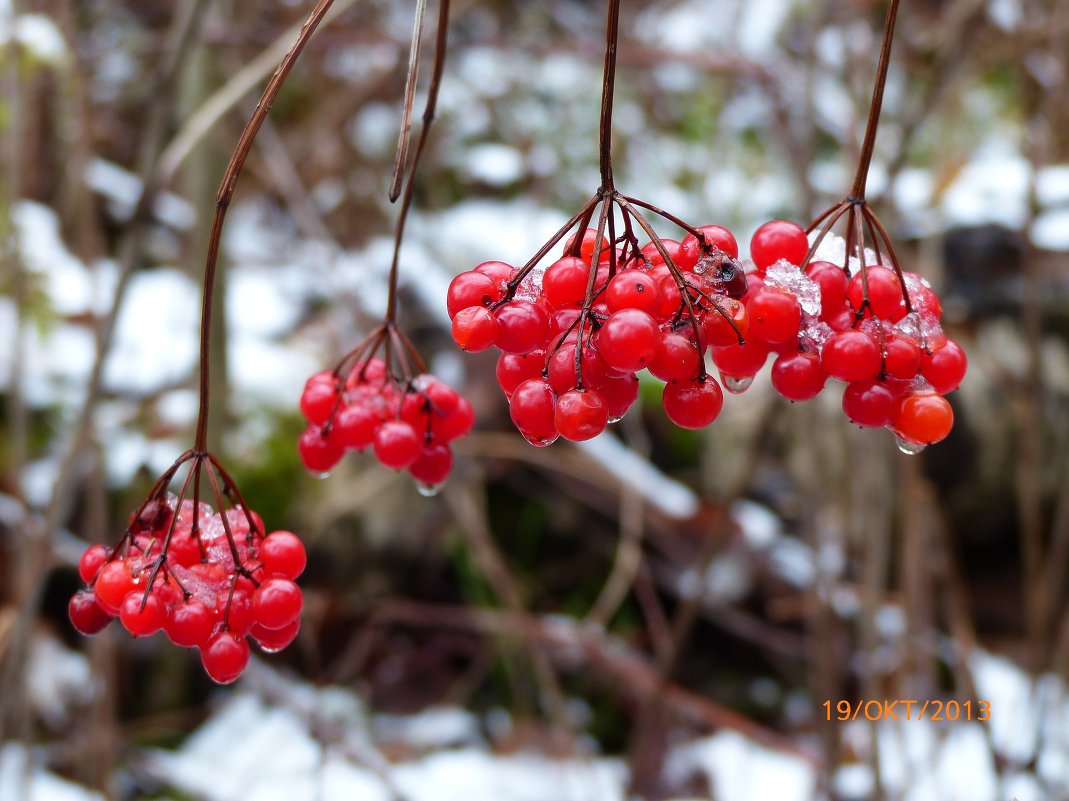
[310,470,331,480]
[416,481,445,498]
[722,374,754,394]
[257,642,286,654]
[894,435,926,456]
[607,414,625,424]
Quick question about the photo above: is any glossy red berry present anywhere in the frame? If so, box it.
[165,599,217,648]
[771,351,827,401]
[597,309,659,373]
[251,618,300,653]
[703,298,749,347]
[883,335,922,380]
[542,257,590,309]
[921,341,967,394]
[494,301,550,354]
[119,591,166,637]
[451,306,498,352]
[332,405,380,451]
[93,561,138,615]
[750,220,808,270]
[893,392,954,444]
[408,444,453,486]
[842,379,899,428]
[298,426,343,474]
[554,389,609,441]
[200,632,250,685]
[251,578,302,631]
[679,225,740,268]
[650,331,701,381]
[300,377,339,425]
[606,271,662,315]
[805,260,849,317]
[496,351,547,397]
[746,287,802,345]
[821,330,881,383]
[69,591,112,635]
[711,339,769,378]
[509,379,558,446]
[662,376,724,429]
[78,544,110,584]
[373,420,422,469]
[259,531,306,580]
[848,266,904,320]
[447,271,503,318]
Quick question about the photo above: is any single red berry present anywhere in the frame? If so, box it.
[93,561,138,615]
[842,379,899,427]
[805,260,849,317]
[78,544,110,584]
[373,420,422,469]
[750,220,808,270]
[432,394,474,443]
[606,271,663,315]
[563,228,609,263]
[703,298,749,347]
[165,599,217,648]
[746,287,802,345]
[678,225,740,269]
[893,392,954,444]
[218,589,255,637]
[821,330,881,383]
[447,271,503,318]
[409,443,453,486]
[496,350,547,397]
[251,577,303,631]
[259,531,306,580]
[547,344,610,393]
[119,591,167,637]
[298,426,344,474]
[600,374,639,422]
[542,257,591,309]
[662,376,724,429]
[554,389,609,441]
[451,306,498,352]
[921,340,967,394]
[711,339,769,378]
[640,238,683,268]
[472,260,515,286]
[848,266,905,321]
[494,301,550,354]
[650,331,702,381]
[300,377,339,425]
[549,307,582,336]
[200,632,250,685]
[509,379,558,446]
[597,309,660,373]
[332,404,380,451]
[771,351,827,401]
[656,275,683,320]
[69,590,112,635]
[883,334,922,380]
[251,618,300,653]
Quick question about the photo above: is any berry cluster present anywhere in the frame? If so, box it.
[297,349,474,494]
[69,493,306,684]
[729,219,966,451]
[449,215,750,444]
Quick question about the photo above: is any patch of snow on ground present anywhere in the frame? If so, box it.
[0,744,103,801]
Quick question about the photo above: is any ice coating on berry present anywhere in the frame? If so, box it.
[799,320,834,352]
[765,260,822,317]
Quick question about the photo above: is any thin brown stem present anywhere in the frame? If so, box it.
[850,0,902,200]
[598,0,621,191]
[193,0,338,451]
[388,0,429,203]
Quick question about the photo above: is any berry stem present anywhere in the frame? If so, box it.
[850,0,901,201]
[618,194,706,244]
[598,0,621,192]
[385,0,451,325]
[193,0,338,452]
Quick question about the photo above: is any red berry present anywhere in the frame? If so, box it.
[711,339,769,378]
[451,306,498,352]
[563,228,609,263]
[472,260,515,285]
[251,618,300,653]
[640,238,683,268]
[547,344,609,393]
[78,544,110,584]
[200,632,250,685]
[165,599,217,647]
[848,266,905,320]
[554,389,609,441]
[119,591,167,637]
[746,287,802,345]
[219,589,255,637]
[542,257,590,308]
[298,426,344,474]
[69,591,112,635]
[259,531,306,580]
[842,379,899,427]
[606,271,663,315]
[921,340,967,394]
[597,309,659,373]
[600,374,639,421]
[494,301,550,354]
[750,220,808,270]
[251,577,303,631]
[447,271,503,318]
[93,561,138,615]
[662,377,724,429]
[509,379,558,446]
[679,225,740,268]
[650,331,701,381]
[409,443,453,486]
[771,351,827,401]
[883,335,922,380]
[656,275,683,320]
[332,404,380,451]
[893,392,954,444]
[300,377,339,425]
[821,330,881,383]
[496,351,547,397]
[703,298,749,347]
[373,420,422,469]
[805,260,849,317]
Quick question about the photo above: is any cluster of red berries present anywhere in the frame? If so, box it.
[297,358,474,492]
[68,496,306,684]
[730,219,966,450]
[448,224,750,444]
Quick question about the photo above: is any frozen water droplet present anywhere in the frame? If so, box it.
[894,435,926,455]
[608,415,625,424]
[722,374,754,393]
[765,260,822,316]
[258,643,286,654]
[416,481,445,498]
[800,320,834,353]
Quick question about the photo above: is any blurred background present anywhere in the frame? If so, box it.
[2,0,1069,799]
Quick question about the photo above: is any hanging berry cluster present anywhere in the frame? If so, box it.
[297,326,473,493]
[69,454,305,683]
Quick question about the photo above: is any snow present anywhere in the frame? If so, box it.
[0,12,68,64]
[0,745,103,801]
